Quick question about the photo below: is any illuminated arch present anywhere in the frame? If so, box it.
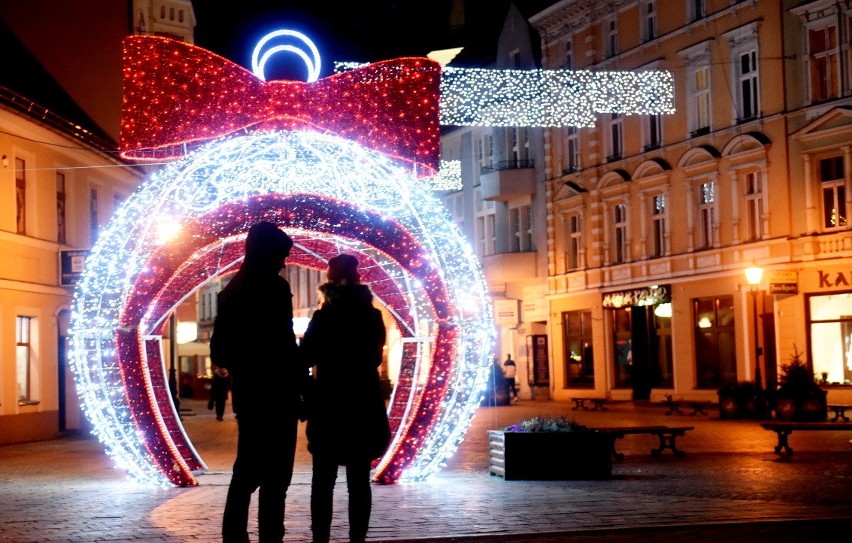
[69,131,495,486]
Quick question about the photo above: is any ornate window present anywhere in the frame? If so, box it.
[567,213,583,270]
[56,172,66,244]
[697,180,716,249]
[820,156,847,229]
[613,203,628,264]
[509,204,533,252]
[744,170,764,240]
[651,193,667,257]
[15,157,26,234]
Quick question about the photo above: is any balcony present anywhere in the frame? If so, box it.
[479,160,535,201]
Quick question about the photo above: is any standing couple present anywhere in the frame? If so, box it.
[210,221,391,543]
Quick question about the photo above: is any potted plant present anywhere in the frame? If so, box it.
[717,381,768,419]
[774,346,827,422]
[488,416,613,480]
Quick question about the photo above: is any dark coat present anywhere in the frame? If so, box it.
[300,282,390,464]
[209,236,303,418]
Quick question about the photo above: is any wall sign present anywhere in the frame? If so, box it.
[602,284,670,308]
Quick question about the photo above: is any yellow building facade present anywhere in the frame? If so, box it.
[531,0,852,404]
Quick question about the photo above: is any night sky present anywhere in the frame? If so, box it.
[191,1,553,79]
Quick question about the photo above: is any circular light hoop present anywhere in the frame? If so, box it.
[69,131,495,486]
[251,29,321,82]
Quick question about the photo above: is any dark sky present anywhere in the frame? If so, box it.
[191,1,554,79]
[193,1,461,79]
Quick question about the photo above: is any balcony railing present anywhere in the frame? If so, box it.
[481,159,534,174]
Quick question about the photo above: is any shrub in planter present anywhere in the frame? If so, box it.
[774,347,827,422]
[488,417,613,480]
[717,381,768,419]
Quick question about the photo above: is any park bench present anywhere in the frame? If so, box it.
[594,425,695,461]
[570,397,609,411]
[660,395,713,416]
[828,404,851,422]
[761,421,852,457]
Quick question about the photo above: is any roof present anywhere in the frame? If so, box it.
[0,19,117,150]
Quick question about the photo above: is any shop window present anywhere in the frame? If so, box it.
[808,292,852,385]
[694,296,736,388]
[562,310,594,388]
[612,305,673,390]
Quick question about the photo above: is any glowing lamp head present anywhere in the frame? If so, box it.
[745,263,763,287]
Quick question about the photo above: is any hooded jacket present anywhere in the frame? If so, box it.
[209,223,303,417]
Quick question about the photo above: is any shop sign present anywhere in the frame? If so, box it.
[817,269,852,289]
[494,298,519,326]
[769,270,798,294]
[60,249,89,286]
[602,284,670,308]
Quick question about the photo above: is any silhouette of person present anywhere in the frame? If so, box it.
[210,221,305,543]
[503,354,518,401]
[208,364,231,421]
[300,254,390,543]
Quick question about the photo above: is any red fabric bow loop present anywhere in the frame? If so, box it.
[119,35,441,176]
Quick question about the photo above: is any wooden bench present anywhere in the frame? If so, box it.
[761,421,852,457]
[828,404,851,422]
[660,395,713,416]
[570,397,609,411]
[594,425,695,461]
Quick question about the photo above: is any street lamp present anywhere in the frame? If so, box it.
[745,262,764,390]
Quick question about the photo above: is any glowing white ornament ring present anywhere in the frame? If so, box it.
[251,29,321,82]
[69,131,495,486]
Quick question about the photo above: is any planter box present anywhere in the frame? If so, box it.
[488,430,613,480]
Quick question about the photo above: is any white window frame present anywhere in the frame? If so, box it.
[820,156,848,230]
[566,212,583,271]
[608,113,623,161]
[642,1,657,42]
[475,189,496,256]
[16,315,39,404]
[509,203,533,252]
[688,0,705,23]
[744,170,764,241]
[807,21,840,103]
[613,203,629,264]
[651,193,667,257]
[564,126,579,173]
[697,180,717,249]
[678,41,712,136]
[605,17,618,58]
[724,23,760,122]
[644,114,662,150]
[565,37,573,69]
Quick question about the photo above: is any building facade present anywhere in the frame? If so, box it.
[441,3,551,399]
[529,0,851,404]
[0,0,195,444]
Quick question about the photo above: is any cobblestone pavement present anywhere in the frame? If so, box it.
[1,398,851,542]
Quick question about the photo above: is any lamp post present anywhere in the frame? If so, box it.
[745,263,764,390]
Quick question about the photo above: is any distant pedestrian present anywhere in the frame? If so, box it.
[503,354,518,401]
[209,221,307,543]
[300,254,390,543]
[207,365,230,421]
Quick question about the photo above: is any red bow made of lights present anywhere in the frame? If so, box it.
[119,35,442,176]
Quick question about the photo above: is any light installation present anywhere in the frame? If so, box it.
[70,32,676,487]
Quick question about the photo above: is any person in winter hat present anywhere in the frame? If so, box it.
[300,254,390,543]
